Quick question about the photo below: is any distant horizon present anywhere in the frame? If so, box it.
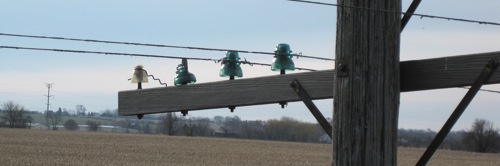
[3,100,492,132]
[2,0,500,131]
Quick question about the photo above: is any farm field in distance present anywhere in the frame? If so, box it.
[1,128,499,165]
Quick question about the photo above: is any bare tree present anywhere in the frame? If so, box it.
[264,117,297,141]
[47,111,62,130]
[100,109,116,117]
[24,116,33,129]
[76,105,86,116]
[240,120,265,139]
[64,119,79,130]
[86,120,100,131]
[192,117,212,136]
[183,118,195,136]
[262,117,321,142]
[213,115,224,125]
[158,113,179,135]
[165,112,178,135]
[1,101,30,128]
[182,117,213,136]
[223,115,241,133]
[463,119,500,153]
[143,123,152,134]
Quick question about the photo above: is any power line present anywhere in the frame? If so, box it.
[0,33,334,61]
[0,45,317,71]
[288,0,500,27]
[460,87,500,94]
[0,45,217,61]
[239,59,316,71]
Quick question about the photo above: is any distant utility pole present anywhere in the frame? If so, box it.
[45,83,54,130]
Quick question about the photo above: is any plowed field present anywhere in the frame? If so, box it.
[1,128,499,165]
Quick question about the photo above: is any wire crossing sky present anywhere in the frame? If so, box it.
[1,0,499,130]
[287,0,500,27]
[0,45,317,71]
[0,33,334,61]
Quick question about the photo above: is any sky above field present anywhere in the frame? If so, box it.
[1,0,499,131]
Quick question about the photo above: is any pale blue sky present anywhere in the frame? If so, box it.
[1,0,499,131]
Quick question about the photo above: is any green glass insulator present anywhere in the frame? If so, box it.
[271,43,295,71]
[219,51,243,77]
[174,64,196,85]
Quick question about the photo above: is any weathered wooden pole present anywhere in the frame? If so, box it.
[334,0,401,165]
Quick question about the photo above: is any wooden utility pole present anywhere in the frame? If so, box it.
[334,0,401,165]
[45,83,54,130]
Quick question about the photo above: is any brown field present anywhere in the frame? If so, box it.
[1,128,499,165]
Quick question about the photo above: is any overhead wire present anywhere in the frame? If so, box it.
[460,87,500,94]
[288,0,500,94]
[0,45,317,71]
[287,0,500,27]
[239,58,316,71]
[0,33,334,61]
[0,45,216,61]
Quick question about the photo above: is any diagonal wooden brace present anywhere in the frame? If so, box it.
[416,58,499,166]
[290,79,332,138]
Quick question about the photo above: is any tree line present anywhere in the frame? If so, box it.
[397,119,500,153]
[140,113,331,143]
[1,101,499,153]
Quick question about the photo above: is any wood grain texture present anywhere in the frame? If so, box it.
[400,51,500,92]
[333,0,401,165]
[118,51,500,116]
[119,70,334,115]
